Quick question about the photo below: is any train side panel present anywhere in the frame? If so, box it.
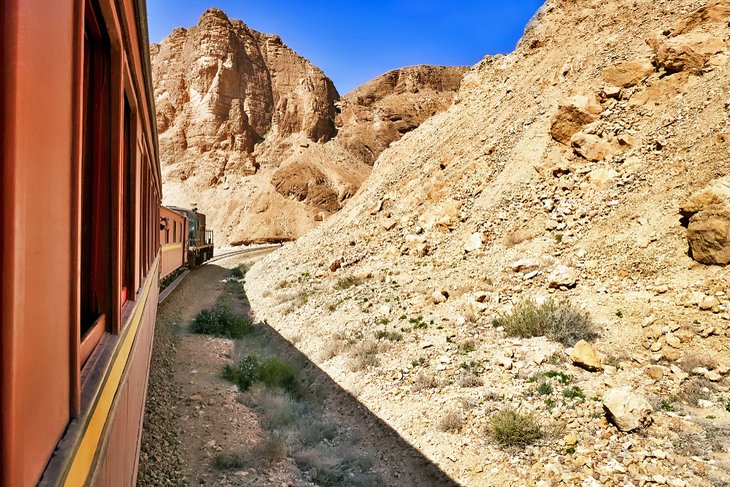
[160,206,187,280]
[1,0,163,485]
[1,1,75,484]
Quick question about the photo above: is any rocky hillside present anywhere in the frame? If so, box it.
[151,9,465,244]
[337,65,467,165]
[247,0,730,485]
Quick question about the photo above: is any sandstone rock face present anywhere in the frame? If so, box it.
[336,66,467,165]
[680,176,730,265]
[601,61,654,88]
[152,9,465,244]
[550,95,602,144]
[649,32,726,73]
[603,388,653,432]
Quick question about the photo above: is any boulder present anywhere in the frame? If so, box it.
[649,32,726,74]
[550,96,602,145]
[569,340,604,371]
[680,177,730,265]
[603,387,653,432]
[570,132,619,162]
[686,207,730,265]
[601,60,654,88]
[548,265,578,289]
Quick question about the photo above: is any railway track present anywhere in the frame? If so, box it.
[158,244,281,303]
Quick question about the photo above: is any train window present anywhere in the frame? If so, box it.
[122,96,134,305]
[173,220,177,242]
[79,0,112,365]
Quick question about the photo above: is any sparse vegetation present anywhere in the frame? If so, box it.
[492,299,597,346]
[459,339,476,353]
[458,373,483,388]
[335,275,364,290]
[677,377,713,406]
[413,371,440,391]
[374,329,403,341]
[231,263,249,279]
[537,382,553,395]
[191,302,253,338]
[660,398,676,412]
[489,409,543,447]
[438,411,463,432]
[223,355,301,396]
[321,336,346,360]
[544,371,573,385]
[679,353,718,374]
[346,340,380,371]
[562,386,585,400]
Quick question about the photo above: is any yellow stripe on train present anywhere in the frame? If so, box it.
[62,258,159,486]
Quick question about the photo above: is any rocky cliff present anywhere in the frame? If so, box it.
[247,1,730,485]
[337,65,468,165]
[152,9,465,244]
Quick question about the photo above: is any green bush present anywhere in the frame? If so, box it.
[490,409,543,447]
[223,355,301,396]
[222,355,260,391]
[492,299,597,346]
[562,386,585,400]
[191,302,252,338]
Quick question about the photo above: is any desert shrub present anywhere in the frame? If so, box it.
[490,409,543,447]
[231,263,249,279]
[258,357,301,395]
[298,420,338,447]
[562,386,585,400]
[413,371,440,391]
[346,340,380,372]
[677,377,713,406]
[458,373,484,388]
[438,411,463,432]
[294,446,379,487]
[191,302,253,338]
[321,337,346,360]
[374,329,403,341]
[335,275,364,290]
[213,437,287,470]
[492,299,597,346]
[213,452,248,470]
[223,355,300,396]
[223,355,261,391]
[679,353,718,373]
[537,382,553,395]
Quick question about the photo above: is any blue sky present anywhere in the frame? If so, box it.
[147,1,545,94]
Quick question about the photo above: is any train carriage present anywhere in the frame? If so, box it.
[2,0,162,485]
[159,206,188,281]
[168,207,215,266]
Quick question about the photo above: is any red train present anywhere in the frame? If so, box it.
[1,0,210,485]
[159,206,215,281]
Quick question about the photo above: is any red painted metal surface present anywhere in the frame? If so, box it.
[1,0,163,484]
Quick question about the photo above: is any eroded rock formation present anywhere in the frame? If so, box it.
[152,8,465,244]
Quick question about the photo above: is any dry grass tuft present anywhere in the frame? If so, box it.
[679,352,718,373]
[489,409,543,447]
[503,229,536,248]
[346,340,380,372]
[458,373,483,388]
[413,371,441,391]
[492,299,597,346]
[438,411,463,432]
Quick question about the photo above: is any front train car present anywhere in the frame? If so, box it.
[2,0,162,485]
